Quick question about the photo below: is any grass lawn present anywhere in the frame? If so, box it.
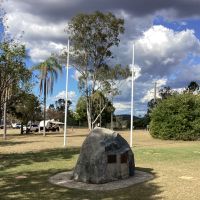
[0,129,200,200]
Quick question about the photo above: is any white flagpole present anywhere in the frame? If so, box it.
[64,39,70,147]
[130,43,135,148]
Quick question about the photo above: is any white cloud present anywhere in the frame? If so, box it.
[141,78,167,103]
[3,1,200,115]
[129,64,141,80]
[114,102,131,111]
[3,1,67,63]
[174,87,185,93]
[157,78,168,87]
[54,90,77,101]
[72,70,82,81]
[28,42,66,63]
[135,25,200,76]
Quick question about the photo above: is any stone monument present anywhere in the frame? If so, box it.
[73,127,135,184]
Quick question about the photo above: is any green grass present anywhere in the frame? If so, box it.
[1,145,200,199]
[0,148,155,200]
[136,145,200,162]
[1,130,200,200]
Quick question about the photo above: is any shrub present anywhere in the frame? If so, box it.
[150,93,200,140]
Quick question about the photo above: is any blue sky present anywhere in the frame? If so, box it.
[2,0,200,116]
[26,58,80,110]
[154,16,200,38]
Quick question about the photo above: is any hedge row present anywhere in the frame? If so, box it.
[150,93,200,140]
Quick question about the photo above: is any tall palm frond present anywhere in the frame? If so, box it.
[32,56,62,95]
[32,56,62,136]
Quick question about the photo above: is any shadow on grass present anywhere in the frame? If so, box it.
[0,167,163,200]
[0,147,80,172]
[0,141,38,147]
[0,148,163,200]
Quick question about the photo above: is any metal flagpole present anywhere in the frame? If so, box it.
[130,43,135,148]
[64,39,70,147]
[154,81,157,103]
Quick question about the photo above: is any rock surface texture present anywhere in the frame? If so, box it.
[73,127,135,184]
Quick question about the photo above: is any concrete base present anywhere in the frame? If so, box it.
[49,170,154,191]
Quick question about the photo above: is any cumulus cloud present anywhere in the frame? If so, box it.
[112,24,200,115]
[141,78,167,103]
[135,25,200,76]
[28,41,66,63]
[3,7,67,62]
[54,90,77,101]
[114,102,131,111]
[3,0,200,115]
[4,0,200,23]
[4,0,200,64]
[168,64,200,88]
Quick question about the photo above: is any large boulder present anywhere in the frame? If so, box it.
[73,127,135,184]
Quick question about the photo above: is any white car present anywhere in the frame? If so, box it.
[12,123,21,129]
[23,125,39,132]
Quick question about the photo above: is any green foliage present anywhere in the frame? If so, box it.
[68,11,129,129]
[159,86,175,99]
[47,99,73,123]
[32,56,62,95]
[150,93,200,140]
[32,56,62,135]
[0,41,32,119]
[68,11,124,63]
[75,97,87,123]
[8,91,42,133]
[146,86,178,124]
[186,81,199,93]
[76,92,115,126]
[68,11,127,94]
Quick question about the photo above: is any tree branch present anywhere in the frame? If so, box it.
[92,103,107,128]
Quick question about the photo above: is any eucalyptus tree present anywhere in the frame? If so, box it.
[68,11,130,130]
[0,4,33,139]
[33,56,62,136]
[0,41,31,139]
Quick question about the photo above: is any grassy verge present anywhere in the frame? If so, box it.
[0,130,200,199]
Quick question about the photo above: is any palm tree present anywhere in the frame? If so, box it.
[33,56,62,136]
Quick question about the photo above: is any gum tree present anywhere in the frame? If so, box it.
[0,41,31,139]
[68,11,130,130]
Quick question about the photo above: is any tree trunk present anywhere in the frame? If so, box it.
[86,98,92,130]
[43,79,46,136]
[85,73,92,130]
[111,112,113,130]
[100,97,102,127]
[3,101,7,140]
[111,96,114,130]
[92,104,107,129]
[20,123,24,135]
[0,98,2,124]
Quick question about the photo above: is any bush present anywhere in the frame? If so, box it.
[150,93,200,140]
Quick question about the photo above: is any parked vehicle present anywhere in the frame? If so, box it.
[39,119,63,132]
[23,124,39,133]
[11,123,21,129]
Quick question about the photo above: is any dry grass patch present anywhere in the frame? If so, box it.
[0,128,200,199]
